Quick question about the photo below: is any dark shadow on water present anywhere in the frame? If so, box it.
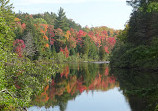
[111,68,158,111]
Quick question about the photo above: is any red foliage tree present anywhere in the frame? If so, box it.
[48,25,55,45]
[13,39,25,57]
[76,30,87,46]
[107,37,116,48]
[60,46,69,58]
[21,23,26,30]
[104,46,109,54]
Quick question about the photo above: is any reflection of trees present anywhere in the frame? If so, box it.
[33,63,118,111]
[59,102,67,111]
[111,68,158,111]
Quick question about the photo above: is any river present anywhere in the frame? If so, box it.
[27,63,158,111]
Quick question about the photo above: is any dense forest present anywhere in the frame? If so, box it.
[110,0,158,110]
[0,0,119,110]
[1,0,158,110]
[14,8,119,62]
[110,0,158,69]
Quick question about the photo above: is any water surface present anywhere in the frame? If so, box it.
[28,63,132,111]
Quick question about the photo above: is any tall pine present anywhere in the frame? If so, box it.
[55,7,69,32]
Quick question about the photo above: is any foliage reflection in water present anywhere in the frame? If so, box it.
[28,63,131,111]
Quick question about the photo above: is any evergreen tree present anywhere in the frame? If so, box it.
[0,0,15,26]
[127,0,158,46]
[55,7,69,32]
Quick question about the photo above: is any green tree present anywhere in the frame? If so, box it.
[82,37,90,58]
[55,7,69,32]
[0,10,17,111]
[33,18,47,25]
[66,19,82,31]
[126,0,158,46]
[0,14,8,91]
[110,0,158,69]
[0,0,15,26]
[99,45,105,61]
[117,25,129,43]
[43,12,56,25]
[0,2,15,98]
[0,0,15,51]
[70,48,76,56]
[88,42,98,60]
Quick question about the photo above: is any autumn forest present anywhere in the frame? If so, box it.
[0,0,158,111]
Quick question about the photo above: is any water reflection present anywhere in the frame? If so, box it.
[111,68,158,111]
[28,63,131,111]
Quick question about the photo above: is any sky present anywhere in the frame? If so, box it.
[10,0,132,30]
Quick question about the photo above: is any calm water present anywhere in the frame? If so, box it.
[28,88,131,111]
[27,63,158,111]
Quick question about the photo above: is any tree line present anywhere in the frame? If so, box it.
[14,7,119,62]
[111,0,158,69]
